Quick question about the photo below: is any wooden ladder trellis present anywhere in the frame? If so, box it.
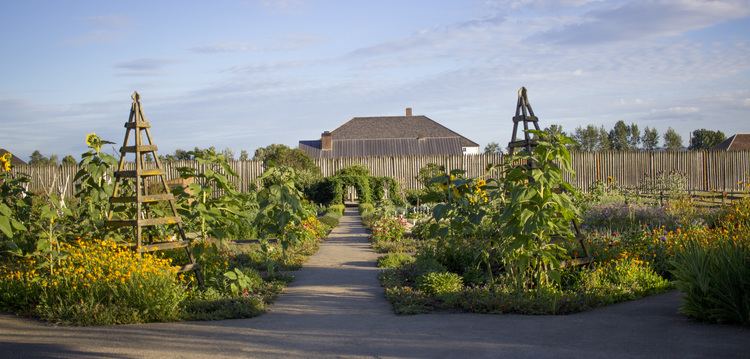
[107,91,202,283]
[506,87,591,267]
[508,87,541,156]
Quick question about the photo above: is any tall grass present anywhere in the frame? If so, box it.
[671,238,750,325]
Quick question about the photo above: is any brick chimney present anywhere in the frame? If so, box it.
[321,131,332,151]
[405,107,413,117]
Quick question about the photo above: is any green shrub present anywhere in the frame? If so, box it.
[378,253,415,269]
[384,286,431,314]
[319,213,340,228]
[358,203,375,216]
[412,254,448,277]
[327,204,345,216]
[417,271,463,296]
[671,238,750,325]
[577,258,670,305]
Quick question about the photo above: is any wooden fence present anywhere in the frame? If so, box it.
[10,151,750,198]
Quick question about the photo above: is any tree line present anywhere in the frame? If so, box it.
[484,121,727,154]
[21,145,298,167]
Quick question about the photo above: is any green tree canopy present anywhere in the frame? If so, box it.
[642,127,659,151]
[664,128,683,151]
[573,125,599,151]
[253,144,321,189]
[628,123,640,149]
[483,142,502,155]
[689,129,726,150]
[28,150,58,166]
[61,155,77,166]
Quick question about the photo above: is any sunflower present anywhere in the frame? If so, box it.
[85,133,102,152]
[0,153,12,172]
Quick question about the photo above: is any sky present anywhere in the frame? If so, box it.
[1,0,749,160]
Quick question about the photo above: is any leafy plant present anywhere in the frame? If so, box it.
[223,268,262,297]
[497,130,580,289]
[0,159,31,247]
[175,148,256,241]
[417,271,463,296]
[671,237,750,325]
[71,133,117,240]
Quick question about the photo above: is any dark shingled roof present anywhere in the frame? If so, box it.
[712,134,750,151]
[299,137,465,158]
[0,148,27,165]
[330,116,479,147]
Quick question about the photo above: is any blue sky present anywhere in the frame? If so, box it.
[2,0,749,160]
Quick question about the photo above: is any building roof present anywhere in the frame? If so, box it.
[0,148,27,165]
[712,134,750,151]
[330,115,479,148]
[299,137,465,158]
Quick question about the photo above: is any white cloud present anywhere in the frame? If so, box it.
[535,0,750,44]
[114,58,177,77]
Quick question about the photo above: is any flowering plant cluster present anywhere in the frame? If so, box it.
[0,239,186,324]
[371,216,407,244]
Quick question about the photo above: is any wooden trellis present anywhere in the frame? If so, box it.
[508,87,541,156]
[506,87,591,266]
[107,92,202,282]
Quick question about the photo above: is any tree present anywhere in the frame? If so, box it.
[628,123,640,149]
[608,121,631,150]
[689,129,726,150]
[573,125,599,151]
[544,124,565,137]
[174,149,191,160]
[483,142,502,155]
[28,150,58,165]
[239,150,250,161]
[253,144,321,189]
[222,148,235,161]
[664,128,683,151]
[29,150,47,165]
[642,127,659,151]
[597,126,612,151]
[62,155,77,166]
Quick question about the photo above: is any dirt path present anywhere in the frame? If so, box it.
[1,207,748,358]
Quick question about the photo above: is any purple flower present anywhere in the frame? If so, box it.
[659,236,667,242]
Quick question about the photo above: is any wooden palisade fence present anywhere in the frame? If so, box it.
[11,151,750,199]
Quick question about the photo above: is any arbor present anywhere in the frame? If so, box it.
[664,128,683,151]
[689,129,726,150]
[483,142,502,155]
[573,125,599,151]
[642,127,659,151]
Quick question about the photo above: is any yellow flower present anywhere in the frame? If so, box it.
[85,133,103,152]
[0,152,11,172]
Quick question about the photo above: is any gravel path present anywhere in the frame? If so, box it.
[1,207,748,358]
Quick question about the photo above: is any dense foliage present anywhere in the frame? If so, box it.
[0,136,333,325]
[369,131,681,316]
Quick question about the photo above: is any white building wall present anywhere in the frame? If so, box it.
[462,146,480,155]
